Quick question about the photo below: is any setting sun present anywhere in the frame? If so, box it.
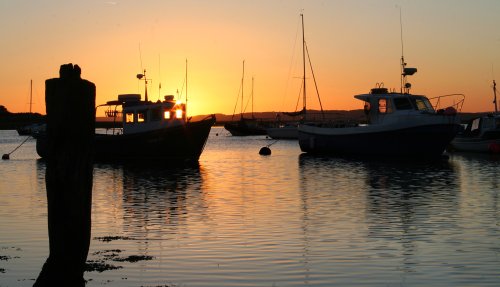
[1,1,500,116]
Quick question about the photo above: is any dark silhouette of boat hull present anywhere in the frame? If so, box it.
[36,116,215,162]
[299,123,460,158]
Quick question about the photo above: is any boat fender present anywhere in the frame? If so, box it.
[488,143,500,153]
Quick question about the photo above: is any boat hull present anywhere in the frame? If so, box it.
[224,119,267,136]
[266,125,298,139]
[449,137,500,153]
[298,123,460,158]
[36,116,215,162]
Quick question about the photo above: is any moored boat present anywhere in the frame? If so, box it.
[266,123,299,139]
[448,80,500,153]
[36,70,215,162]
[298,59,464,158]
[448,113,500,153]
[266,14,323,140]
[224,62,269,136]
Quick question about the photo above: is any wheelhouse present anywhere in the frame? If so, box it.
[100,94,187,134]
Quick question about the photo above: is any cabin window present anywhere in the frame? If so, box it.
[471,118,480,132]
[378,98,387,114]
[363,102,371,114]
[164,111,171,119]
[125,112,134,124]
[137,111,147,123]
[393,98,413,110]
[175,109,183,119]
[409,97,434,112]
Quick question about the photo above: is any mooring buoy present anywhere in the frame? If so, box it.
[259,146,271,155]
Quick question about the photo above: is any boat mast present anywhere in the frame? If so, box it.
[241,60,245,120]
[186,59,188,117]
[494,79,498,114]
[301,13,306,120]
[29,79,32,114]
[251,77,254,119]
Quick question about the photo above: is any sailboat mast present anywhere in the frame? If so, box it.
[494,80,498,114]
[251,77,255,118]
[301,14,306,118]
[29,79,33,114]
[186,59,188,117]
[241,60,245,120]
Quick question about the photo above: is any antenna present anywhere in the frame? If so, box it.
[158,54,161,101]
[137,44,148,102]
[138,43,143,71]
[136,69,149,102]
[399,7,417,94]
[493,79,498,114]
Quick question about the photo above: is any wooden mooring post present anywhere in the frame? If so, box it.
[34,64,95,286]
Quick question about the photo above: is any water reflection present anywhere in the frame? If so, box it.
[451,153,500,190]
[93,162,208,237]
[297,154,461,275]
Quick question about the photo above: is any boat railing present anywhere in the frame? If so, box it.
[428,93,465,112]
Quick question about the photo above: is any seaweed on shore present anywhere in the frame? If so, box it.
[112,255,154,263]
[85,260,123,273]
[93,236,137,242]
[0,255,11,261]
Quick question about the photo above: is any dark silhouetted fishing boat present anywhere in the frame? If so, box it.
[298,56,464,158]
[36,70,215,162]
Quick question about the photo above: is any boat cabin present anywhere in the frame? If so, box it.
[355,87,436,124]
[102,94,187,134]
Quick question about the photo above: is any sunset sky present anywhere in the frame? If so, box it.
[1,0,500,117]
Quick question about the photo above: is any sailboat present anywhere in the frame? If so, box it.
[267,14,323,140]
[16,80,46,136]
[224,61,268,136]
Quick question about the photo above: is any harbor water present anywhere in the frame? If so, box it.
[0,127,499,287]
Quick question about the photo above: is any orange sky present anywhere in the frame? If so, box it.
[1,0,500,117]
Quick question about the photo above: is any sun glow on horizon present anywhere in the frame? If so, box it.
[1,1,500,116]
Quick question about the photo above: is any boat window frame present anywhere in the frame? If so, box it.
[409,96,435,112]
[378,98,392,114]
[393,97,413,110]
[125,112,135,124]
[137,110,147,123]
[151,107,162,122]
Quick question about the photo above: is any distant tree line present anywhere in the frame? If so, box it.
[0,105,46,130]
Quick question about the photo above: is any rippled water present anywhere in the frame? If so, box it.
[0,128,499,286]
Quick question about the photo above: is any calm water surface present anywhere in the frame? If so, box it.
[0,127,499,286]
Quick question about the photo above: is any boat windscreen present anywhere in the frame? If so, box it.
[409,97,434,112]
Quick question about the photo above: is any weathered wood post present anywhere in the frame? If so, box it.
[34,64,95,286]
